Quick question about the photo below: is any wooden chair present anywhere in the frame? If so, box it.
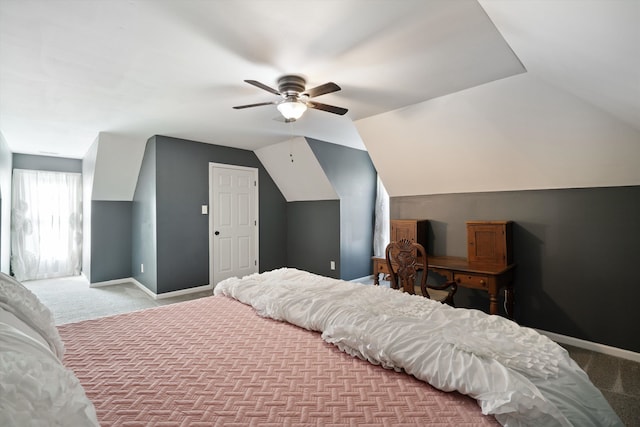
[385,239,457,305]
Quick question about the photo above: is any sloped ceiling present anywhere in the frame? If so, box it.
[357,73,640,196]
[255,137,338,202]
[0,0,525,158]
[479,0,639,132]
[1,1,637,201]
[355,0,640,197]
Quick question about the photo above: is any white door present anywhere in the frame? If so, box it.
[210,163,259,286]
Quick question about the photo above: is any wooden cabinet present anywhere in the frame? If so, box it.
[377,220,428,281]
[373,219,516,317]
[391,219,428,248]
[466,221,513,267]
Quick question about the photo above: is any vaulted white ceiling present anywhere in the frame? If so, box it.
[0,0,526,157]
[480,0,639,132]
[0,0,637,161]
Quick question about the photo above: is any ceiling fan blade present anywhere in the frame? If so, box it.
[302,82,341,98]
[307,101,348,115]
[232,101,276,109]
[244,80,281,96]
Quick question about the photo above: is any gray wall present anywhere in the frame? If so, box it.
[13,154,82,173]
[132,138,159,293]
[287,200,340,278]
[90,201,132,282]
[392,185,640,353]
[133,135,288,294]
[307,138,377,280]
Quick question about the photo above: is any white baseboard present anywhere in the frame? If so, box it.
[156,283,213,300]
[128,278,156,298]
[129,278,213,300]
[350,274,376,284]
[535,328,640,363]
[89,278,131,288]
[90,277,213,300]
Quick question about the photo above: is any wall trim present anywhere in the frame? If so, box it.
[536,328,640,363]
[90,277,213,300]
[130,278,213,300]
[350,275,375,284]
[88,277,129,288]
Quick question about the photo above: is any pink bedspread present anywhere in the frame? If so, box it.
[58,295,499,426]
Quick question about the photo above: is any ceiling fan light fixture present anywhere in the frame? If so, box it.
[235,75,346,118]
[277,98,307,120]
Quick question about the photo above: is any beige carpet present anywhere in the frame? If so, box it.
[22,275,211,325]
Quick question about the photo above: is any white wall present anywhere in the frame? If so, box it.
[92,132,147,201]
[81,136,99,279]
[356,73,640,197]
[0,132,12,273]
[255,137,338,202]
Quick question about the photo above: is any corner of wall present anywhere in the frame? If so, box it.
[131,137,158,293]
[81,136,99,281]
[0,131,12,274]
[305,138,378,280]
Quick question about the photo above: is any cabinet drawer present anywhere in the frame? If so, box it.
[376,261,391,274]
[454,273,489,290]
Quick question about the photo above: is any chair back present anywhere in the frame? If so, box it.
[385,238,428,295]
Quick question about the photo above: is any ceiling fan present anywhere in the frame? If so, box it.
[233,75,348,121]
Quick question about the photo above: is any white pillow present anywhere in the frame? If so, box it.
[0,272,64,359]
[0,323,99,426]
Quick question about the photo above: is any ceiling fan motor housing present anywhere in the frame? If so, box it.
[277,75,306,97]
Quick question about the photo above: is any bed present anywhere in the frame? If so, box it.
[1,268,623,426]
[0,272,98,426]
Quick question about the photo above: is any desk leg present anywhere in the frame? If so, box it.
[490,288,514,319]
[489,291,499,316]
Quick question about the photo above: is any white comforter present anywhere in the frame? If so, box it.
[0,272,99,426]
[215,268,622,427]
[0,272,64,358]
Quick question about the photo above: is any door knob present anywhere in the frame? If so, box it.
[214,231,220,235]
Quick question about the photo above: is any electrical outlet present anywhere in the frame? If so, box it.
[140,264,144,273]
[330,261,336,270]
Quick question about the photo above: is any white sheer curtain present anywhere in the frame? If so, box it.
[373,174,390,258]
[11,169,82,281]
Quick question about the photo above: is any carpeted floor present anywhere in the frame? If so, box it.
[22,274,640,426]
[22,275,212,325]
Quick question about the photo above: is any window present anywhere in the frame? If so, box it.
[373,174,389,257]
[11,169,82,281]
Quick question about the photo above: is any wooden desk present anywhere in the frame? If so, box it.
[372,256,515,318]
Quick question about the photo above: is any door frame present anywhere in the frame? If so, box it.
[208,162,259,287]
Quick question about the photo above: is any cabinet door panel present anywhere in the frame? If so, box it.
[390,220,429,249]
[392,222,415,241]
[466,221,512,266]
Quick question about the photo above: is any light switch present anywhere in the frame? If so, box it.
[201,205,208,215]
